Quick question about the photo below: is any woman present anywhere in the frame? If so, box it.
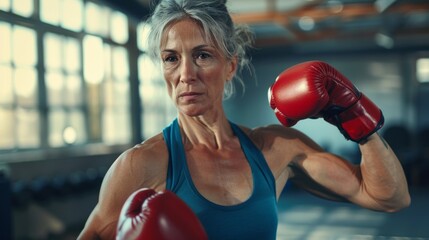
[78,0,410,239]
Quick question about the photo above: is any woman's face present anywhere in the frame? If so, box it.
[160,18,236,117]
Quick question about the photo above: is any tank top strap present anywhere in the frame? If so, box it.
[229,122,276,196]
[163,118,186,192]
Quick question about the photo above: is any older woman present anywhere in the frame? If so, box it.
[78,0,410,239]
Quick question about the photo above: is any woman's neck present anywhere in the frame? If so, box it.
[177,112,234,150]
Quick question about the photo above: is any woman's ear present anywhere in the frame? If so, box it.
[226,56,238,81]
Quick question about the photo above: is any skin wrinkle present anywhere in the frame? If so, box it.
[302,152,361,196]
[98,221,117,240]
[357,136,407,211]
[361,154,396,200]
[162,33,229,118]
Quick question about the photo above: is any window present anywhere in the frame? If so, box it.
[0,0,133,154]
[44,33,86,147]
[100,45,131,144]
[0,23,39,149]
[81,35,131,145]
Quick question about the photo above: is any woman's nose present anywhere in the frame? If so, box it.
[179,57,197,83]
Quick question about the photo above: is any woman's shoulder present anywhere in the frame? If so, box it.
[133,133,168,155]
[112,133,169,176]
[238,124,301,147]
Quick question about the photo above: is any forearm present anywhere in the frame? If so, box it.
[358,133,411,212]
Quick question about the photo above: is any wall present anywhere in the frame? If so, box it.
[224,51,415,157]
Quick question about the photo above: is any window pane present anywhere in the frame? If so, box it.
[40,0,61,25]
[85,2,98,34]
[102,109,130,144]
[48,110,88,147]
[138,55,160,84]
[0,65,13,104]
[85,2,108,36]
[0,22,11,63]
[103,79,114,108]
[112,46,129,79]
[68,110,86,144]
[17,108,40,148]
[115,110,131,144]
[143,111,165,139]
[44,33,63,70]
[104,44,112,77]
[83,35,104,84]
[102,109,116,144]
[139,56,162,106]
[49,109,66,147]
[12,0,33,17]
[99,7,110,36]
[87,83,102,141]
[0,0,11,11]
[0,108,15,149]
[46,70,65,106]
[13,26,37,66]
[111,11,128,44]
[14,67,38,107]
[116,81,130,106]
[65,74,83,107]
[140,84,157,106]
[64,37,81,73]
[62,0,83,32]
[103,78,129,108]
[137,23,151,52]
[417,58,429,83]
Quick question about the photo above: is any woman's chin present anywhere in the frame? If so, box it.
[178,105,209,117]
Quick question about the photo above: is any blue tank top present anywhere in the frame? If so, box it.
[163,119,278,240]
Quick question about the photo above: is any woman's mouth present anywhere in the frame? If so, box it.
[179,92,202,101]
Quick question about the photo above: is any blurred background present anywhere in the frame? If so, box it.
[0,0,428,239]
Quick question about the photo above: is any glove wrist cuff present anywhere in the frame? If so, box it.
[335,94,384,143]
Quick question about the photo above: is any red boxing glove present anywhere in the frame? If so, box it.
[116,188,208,240]
[268,60,384,143]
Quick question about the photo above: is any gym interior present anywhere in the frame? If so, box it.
[1,0,429,239]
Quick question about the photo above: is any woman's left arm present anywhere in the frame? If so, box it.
[286,130,410,212]
[355,133,411,212]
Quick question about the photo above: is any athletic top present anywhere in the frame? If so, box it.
[163,119,278,240]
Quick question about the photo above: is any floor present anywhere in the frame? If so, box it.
[276,186,429,240]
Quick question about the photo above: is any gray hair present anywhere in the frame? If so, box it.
[146,0,254,99]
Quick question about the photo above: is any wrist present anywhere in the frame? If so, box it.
[331,94,384,142]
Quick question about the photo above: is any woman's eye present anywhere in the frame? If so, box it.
[163,55,177,63]
[197,52,211,59]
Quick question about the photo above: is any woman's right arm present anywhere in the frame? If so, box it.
[78,135,169,239]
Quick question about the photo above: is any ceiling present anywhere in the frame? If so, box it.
[104,0,429,54]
